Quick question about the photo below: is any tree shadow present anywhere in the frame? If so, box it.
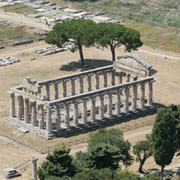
[59,59,113,72]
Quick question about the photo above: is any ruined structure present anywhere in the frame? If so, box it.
[6,54,155,139]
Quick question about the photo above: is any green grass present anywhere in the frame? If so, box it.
[2,4,38,14]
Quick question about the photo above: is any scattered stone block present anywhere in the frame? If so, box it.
[18,127,29,133]
[1,168,21,178]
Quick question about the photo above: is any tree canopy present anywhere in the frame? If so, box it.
[88,128,133,170]
[46,19,96,66]
[95,22,143,61]
[152,108,177,180]
[38,147,75,180]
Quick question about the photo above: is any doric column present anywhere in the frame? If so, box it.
[39,104,44,129]
[116,90,121,115]
[132,85,137,111]
[148,82,153,106]
[107,92,113,116]
[31,101,37,127]
[124,87,129,113]
[126,74,131,82]
[103,71,107,87]
[111,70,115,86]
[24,98,30,123]
[73,100,79,126]
[55,105,61,130]
[119,72,123,84]
[64,103,70,128]
[63,80,67,97]
[45,84,50,101]
[17,95,23,120]
[99,94,104,119]
[87,75,92,92]
[54,83,59,100]
[79,76,84,94]
[140,83,145,109]
[9,92,15,118]
[82,98,87,124]
[46,106,52,134]
[95,73,99,90]
[38,86,41,94]
[31,157,38,180]
[71,78,75,96]
[91,96,96,122]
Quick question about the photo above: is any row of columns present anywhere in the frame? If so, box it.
[40,71,134,101]
[47,81,153,131]
[9,81,152,135]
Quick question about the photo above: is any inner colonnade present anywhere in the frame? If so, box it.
[7,59,155,139]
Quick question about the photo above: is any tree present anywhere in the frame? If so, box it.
[88,128,133,171]
[152,108,177,180]
[95,22,143,61]
[113,169,139,180]
[46,19,96,66]
[38,147,75,180]
[73,168,113,180]
[133,134,153,173]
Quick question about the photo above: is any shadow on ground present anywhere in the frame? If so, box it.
[59,59,112,71]
[55,102,166,138]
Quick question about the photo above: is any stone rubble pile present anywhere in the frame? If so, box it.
[35,45,68,56]
[0,56,20,66]
[1,168,21,178]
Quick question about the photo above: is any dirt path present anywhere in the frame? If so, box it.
[0,10,50,31]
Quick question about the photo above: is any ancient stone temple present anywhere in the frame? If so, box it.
[6,54,155,139]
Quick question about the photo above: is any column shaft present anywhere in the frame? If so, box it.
[107,92,113,116]
[17,95,23,120]
[46,107,52,134]
[87,75,92,91]
[148,82,153,106]
[116,90,121,115]
[119,73,123,84]
[45,84,50,101]
[111,70,115,86]
[99,94,104,119]
[64,103,70,128]
[24,98,30,123]
[55,106,61,130]
[95,73,99,90]
[73,101,78,126]
[91,96,96,122]
[9,92,15,117]
[104,71,107,87]
[126,74,130,82]
[82,98,87,124]
[124,88,129,113]
[54,83,59,100]
[71,79,75,96]
[31,101,37,127]
[39,105,44,129]
[140,83,145,109]
[63,80,67,97]
[132,85,137,111]
[79,77,84,94]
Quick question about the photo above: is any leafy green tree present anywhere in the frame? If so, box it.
[72,151,94,172]
[45,176,73,180]
[113,169,138,180]
[73,168,113,180]
[38,147,75,180]
[95,22,143,61]
[46,19,96,66]
[152,108,177,180]
[88,128,133,171]
[133,134,153,173]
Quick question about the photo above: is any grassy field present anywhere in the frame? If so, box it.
[2,4,37,14]
[55,0,180,53]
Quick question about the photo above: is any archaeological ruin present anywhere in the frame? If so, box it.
[6,54,155,139]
